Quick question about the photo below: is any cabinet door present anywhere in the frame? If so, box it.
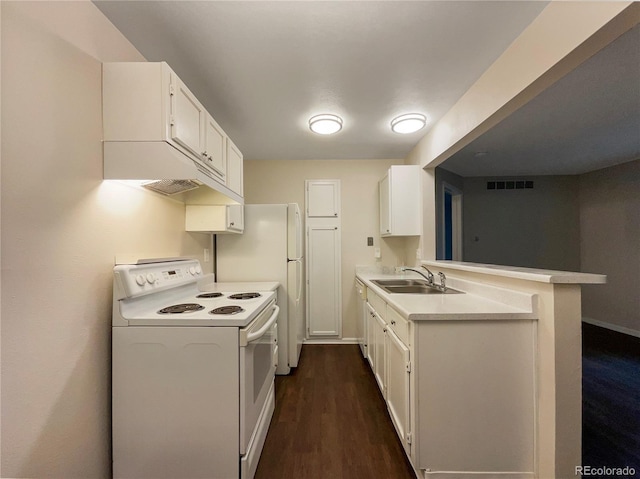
[170,74,204,158]
[204,115,226,181]
[307,225,341,336]
[373,311,387,397]
[306,180,340,218]
[185,205,242,234]
[226,138,244,197]
[379,174,390,235]
[226,204,244,233]
[386,328,411,455]
[361,287,369,359]
[356,282,366,358]
[366,306,376,369]
[381,165,421,236]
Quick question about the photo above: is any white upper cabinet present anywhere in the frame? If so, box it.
[306,180,340,218]
[203,114,227,182]
[102,62,243,203]
[226,137,243,197]
[170,73,206,159]
[185,204,244,234]
[226,203,244,232]
[380,165,421,236]
[380,174,391,235]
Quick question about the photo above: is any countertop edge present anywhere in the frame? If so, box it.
[421,260,607,284]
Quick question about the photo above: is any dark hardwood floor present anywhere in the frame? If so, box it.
[255,344,415,479]
[582,323,640,473]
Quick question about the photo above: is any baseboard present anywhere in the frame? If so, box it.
[582,317,640,339]
[422,473,534,479]
[304,337,358,345]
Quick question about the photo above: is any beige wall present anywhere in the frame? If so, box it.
[243,159,406,339]
[1,2,210,477]
[462,175,581,271]
[580,159,640,334]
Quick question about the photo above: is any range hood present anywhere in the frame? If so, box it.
[103,141,243,204]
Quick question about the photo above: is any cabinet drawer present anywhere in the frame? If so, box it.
[386,305,409,346]
[367,288,386,321]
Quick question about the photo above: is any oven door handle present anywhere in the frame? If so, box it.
[243,305,279,346]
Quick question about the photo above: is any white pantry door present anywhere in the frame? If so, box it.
[306,224,341,336]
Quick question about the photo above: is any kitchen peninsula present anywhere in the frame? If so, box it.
[356,261,606,479]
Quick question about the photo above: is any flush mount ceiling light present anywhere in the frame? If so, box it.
[391,113,427,134]
[309,114,343,135]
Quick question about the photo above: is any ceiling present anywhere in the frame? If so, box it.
[94,1,639,174]
[94,0,548,160]
[441,23,640,177]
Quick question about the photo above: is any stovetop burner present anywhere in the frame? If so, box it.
[158,303,205,314]
[228,292,262,300]
[196,292,224,299]
[209,305,245,315]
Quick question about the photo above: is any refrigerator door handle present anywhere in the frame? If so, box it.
[290,258,303,304]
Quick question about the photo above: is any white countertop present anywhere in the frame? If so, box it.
[422,260,607,284]
[356,271,537,321]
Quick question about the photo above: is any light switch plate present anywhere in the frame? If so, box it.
[374,248,381,259]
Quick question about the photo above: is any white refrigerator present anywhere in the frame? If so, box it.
[216,204,304,375]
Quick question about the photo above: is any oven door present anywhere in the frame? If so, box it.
[239,301,279,456]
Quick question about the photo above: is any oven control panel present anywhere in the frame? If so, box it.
[114,259,203,299]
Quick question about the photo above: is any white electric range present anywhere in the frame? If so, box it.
[112,258,278,479]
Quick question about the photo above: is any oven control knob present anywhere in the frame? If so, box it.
[195,266,202,274]
[135,274,146,286]
[189,266,196,275]
[146,273,156,284]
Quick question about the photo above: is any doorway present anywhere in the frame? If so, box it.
[442,183,463,261]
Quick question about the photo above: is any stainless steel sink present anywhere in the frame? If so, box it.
[372,279,430,287]
[371,279,463,295]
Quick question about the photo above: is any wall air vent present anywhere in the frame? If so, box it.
[487,180,534,190]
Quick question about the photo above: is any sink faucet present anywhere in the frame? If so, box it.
[400,265,435,286]
[438,272,447,291]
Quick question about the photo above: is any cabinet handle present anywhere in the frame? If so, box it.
[391,320,396,325]
[202,151,207,156]
[334,213,337,216]
[230,222,235,226]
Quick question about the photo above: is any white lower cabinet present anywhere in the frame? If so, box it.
[361,277,537,478]
[355,280,368,358]
[385,327,411,456]
[366,288,414,466]
[366,306,376,369]
[372,310,387,397]
[367,295,412,449]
